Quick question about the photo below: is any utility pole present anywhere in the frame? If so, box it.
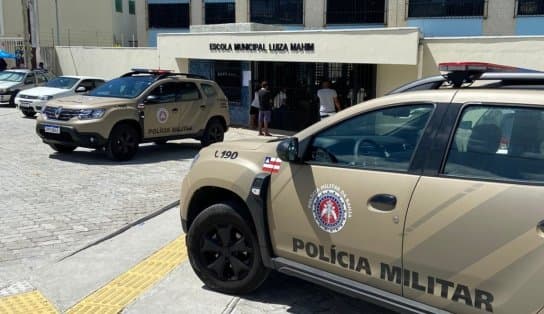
[54,0,60,45]
[21,0,32,68]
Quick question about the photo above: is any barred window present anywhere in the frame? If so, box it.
[205,2,235,24]
[408,0,485,18]
[148,3,190,28]
[129,0,135,15]
[250,0,303,25]
[327,0,385,24]
[518,0,544,15]
[115,0,123,13]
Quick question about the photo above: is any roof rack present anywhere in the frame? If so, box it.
[439,62,542,87]
[120,68,208,80]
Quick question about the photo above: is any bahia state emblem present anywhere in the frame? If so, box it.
[308,184,352,233]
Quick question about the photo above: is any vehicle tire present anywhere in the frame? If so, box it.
[187,203,270,294]
[21,108,36,117]
[49,144,76,153]
[201,119,224,147]
[105,123,140,161]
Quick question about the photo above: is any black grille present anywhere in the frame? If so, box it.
[43,106,79,121]
[18,94,39,100]
[39,129,74,142]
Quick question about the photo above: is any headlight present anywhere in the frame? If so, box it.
[78,109,105,120]
[39,95,53,101]
[190,153,200,169]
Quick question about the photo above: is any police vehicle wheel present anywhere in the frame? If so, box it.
[187,203,269,294]
[49,144,76,153]
[22,108,36,117]
[201,119,224,147]
[106,124,140,161]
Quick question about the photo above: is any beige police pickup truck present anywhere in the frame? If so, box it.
[36,69,229,161]
[181,63,544,314]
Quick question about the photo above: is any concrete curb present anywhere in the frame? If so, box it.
[58,200,180,262]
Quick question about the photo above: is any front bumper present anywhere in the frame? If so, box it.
[0,93,14,105]
[17,99,46,112]
[36,123,107,148]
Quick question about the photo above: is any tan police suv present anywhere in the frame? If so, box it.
[181,63,544,314]
[36,69,229,160]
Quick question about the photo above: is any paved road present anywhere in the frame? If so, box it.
[0,107,198,287]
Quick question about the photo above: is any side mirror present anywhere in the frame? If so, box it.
[145,95,158,104]
[277,137,299,162]
[75,86,87,93]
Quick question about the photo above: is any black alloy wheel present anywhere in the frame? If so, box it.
[106,124,139,161]
[187,203,269,294]
[201,119,224,147]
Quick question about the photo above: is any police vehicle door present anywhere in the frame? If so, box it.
[142,82,182,138]
[175,82,205,134]
[269,104,437,295]
[403,103,544,314]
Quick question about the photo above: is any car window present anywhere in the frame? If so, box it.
[201,83,217,97]
[89,76,154,99]
[24,73,35,84]
[37,73,48,84]
[307,104,434,172]
[147,82,178,104]
[93,80,105,88]
[46,77,78,89]
[78,79,96,91]
[177,82,201,101]
[0,71,24,82]
[443,105,544,183]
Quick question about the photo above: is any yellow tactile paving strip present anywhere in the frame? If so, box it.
[66,235,187,314]
[0,290,59,314]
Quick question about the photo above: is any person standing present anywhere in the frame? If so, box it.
[258,81,272,136]
[249,88,260,129]
[317,80,341,120]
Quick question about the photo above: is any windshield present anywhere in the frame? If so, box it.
[46,76,79,89]
[88,76,154,99]
[0,71,25,82]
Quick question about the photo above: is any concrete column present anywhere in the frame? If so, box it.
[387,0,407,27]
[236,0,249,23]
[191,0,203,25]
[483,0,515,35]
[305,0,325,29]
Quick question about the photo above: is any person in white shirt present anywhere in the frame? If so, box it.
[249,90,260,129]
[317,80,341,120]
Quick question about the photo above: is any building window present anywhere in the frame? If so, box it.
[129,0,135,15]
[327,0,385,24]
[148,3,190,28]
[250,0,303,25]
[518,0,544,15]
[115,0,123,13]
[205,2,235,24]
[408,0,486,18]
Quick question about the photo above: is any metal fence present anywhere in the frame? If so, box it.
[518,0,544,15]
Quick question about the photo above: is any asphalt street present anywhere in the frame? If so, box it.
[0,106,393,313]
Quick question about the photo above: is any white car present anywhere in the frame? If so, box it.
[15,76,105,117]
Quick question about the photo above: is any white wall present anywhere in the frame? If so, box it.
[55,46,159,79]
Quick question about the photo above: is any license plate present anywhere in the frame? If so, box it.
[19,101,31,107]
[44,125,60,134]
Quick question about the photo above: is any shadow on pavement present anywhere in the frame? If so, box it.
[48,142,201,165]
[224,272,394,314]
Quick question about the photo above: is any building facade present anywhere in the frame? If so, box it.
[145,0,544,129]
[0,0,146,69]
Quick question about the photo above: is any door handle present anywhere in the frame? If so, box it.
[172,108,179,112]
[368,194,397,212]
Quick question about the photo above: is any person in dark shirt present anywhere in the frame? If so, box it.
[0,58,6,72]
[258,81,272,136]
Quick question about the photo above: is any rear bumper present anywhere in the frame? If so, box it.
[36,123,107,148]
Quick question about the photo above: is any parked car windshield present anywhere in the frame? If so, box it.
[0,71,25,82]
[88,76,154,99]
[46,76,79,89]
